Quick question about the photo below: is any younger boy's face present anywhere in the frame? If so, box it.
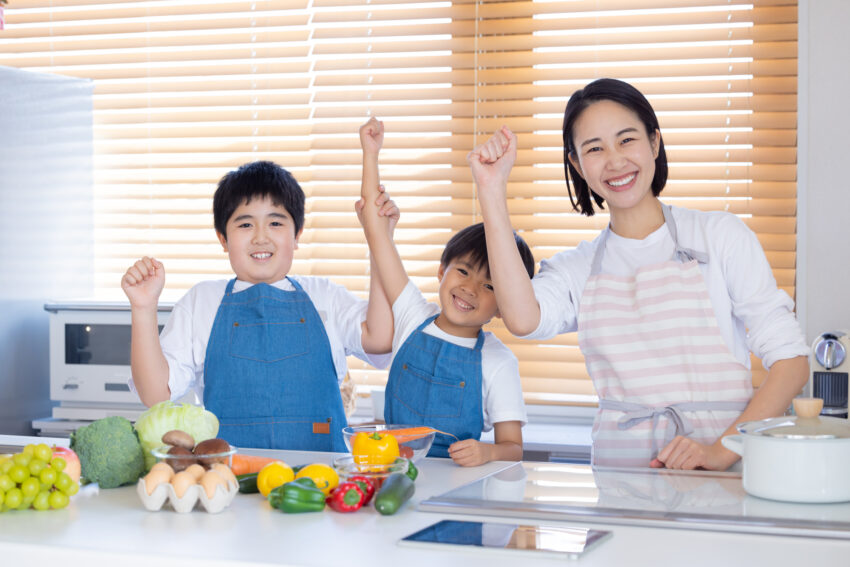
[217,196,302,284]
[435,253,499,339]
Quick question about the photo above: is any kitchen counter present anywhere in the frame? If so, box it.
[1,444,848,567]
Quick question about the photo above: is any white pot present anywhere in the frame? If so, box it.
[722,414,850,503]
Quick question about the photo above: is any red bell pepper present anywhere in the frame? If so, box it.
[326,482,365,513]
[348,475,376,505]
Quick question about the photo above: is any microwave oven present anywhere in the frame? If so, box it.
[33,301,177,436]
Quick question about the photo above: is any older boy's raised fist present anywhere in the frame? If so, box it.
[121,256,165,309]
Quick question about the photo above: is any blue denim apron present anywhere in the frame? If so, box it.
[203,277,347,451]
[384,314,484,458]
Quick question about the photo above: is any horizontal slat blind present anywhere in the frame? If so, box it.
[0,0,797,405]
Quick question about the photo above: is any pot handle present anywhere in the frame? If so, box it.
[721,434,744,456]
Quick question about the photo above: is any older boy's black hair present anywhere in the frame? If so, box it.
[213,160,305,239]
[440,222,535,279]
[562,78,668,217]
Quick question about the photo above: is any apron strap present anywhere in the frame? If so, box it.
[599,398,749,458]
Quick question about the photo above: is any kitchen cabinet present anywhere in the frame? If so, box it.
[0,443,848,566]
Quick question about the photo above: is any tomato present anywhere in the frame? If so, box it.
[256,461,295,497]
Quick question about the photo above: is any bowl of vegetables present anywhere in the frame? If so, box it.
[151,431,236,472]
[332,455,409,492]
[341,424,438,463]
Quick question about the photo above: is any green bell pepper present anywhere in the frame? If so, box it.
[268,477,326,513]
[395,457,418,482]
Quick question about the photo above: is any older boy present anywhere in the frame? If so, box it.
[122,161,393,451]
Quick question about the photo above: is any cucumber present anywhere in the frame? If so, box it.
[374,472,415,515]
[236,472,259,494]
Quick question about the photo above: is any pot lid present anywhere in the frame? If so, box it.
[737,415,850,439]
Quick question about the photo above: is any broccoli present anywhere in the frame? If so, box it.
[70,416,146,489]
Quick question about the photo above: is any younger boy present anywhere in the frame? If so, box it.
[121,161,393,452]
[357,118,534,465]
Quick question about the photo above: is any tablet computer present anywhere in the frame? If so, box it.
[398,520,612,560]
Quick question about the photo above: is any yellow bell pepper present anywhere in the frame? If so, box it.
[352,431,400,465]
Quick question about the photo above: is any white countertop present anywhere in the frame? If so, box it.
[1,444,848,567]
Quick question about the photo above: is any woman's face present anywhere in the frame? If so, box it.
[568,100,660,215]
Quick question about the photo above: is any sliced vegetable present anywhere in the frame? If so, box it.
[268,477,326,513]
[348,475,376,505]
[230,454,277,476]
[374,472,415,516]
[326,482,365,513]
[236,472,259,494]
[352,432,399,465]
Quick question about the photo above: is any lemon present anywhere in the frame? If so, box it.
[256,461,295,497]
[295,463,339,496]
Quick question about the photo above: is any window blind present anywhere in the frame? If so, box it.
[0,0,797,406]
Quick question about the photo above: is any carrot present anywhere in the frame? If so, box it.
[230,454,277,476]
[382,426,458,442]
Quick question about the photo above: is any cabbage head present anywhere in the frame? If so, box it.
[134,401,219,470]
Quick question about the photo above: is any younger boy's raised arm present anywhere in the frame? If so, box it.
[121,256,171,407]
[358,117,410,306]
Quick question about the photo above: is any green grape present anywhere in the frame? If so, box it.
[54,472,72,493]
[0,460,13,474]
[21,493,35,509]
[48,490,69,510]
[32,491,50,511]
[0,474,14,492]
[20,477,40,499]
[28,458,47,477]
[5,487,22,509]
[8,464,29,484]
[50,456,66,472]
[0,488,5,508]
[22,444,35,456]
[34,444,52,463]
[12,453,32,467]
[62,481,79,497]
[39,467,57,485]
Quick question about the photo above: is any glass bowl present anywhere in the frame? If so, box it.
[333,455,409,492]
[151,444,236,472]
[342,424,436,463]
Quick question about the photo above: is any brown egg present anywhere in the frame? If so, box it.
[144,467,172,496]
[171,470,198,499]
[185,463,206,481]
[210,463,237,487]
[200,469,228,499]
[149,462,175,480]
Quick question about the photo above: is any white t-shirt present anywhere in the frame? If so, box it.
[524,206,809,369]
[391,281,528,431]
[159,276,389,401]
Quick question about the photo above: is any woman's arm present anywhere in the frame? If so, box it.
[655,355,808,470]
[468,127,541,336]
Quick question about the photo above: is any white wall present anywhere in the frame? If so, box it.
[798,1,850,346]
[0,67,94,434]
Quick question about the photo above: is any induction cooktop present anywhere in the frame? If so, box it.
[419,462,850,540]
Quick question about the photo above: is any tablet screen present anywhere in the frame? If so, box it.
[399,520,611,559]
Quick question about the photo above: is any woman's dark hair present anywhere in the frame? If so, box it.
[562,78,668,216]
[441,222,535,279]
[213,161,305,239]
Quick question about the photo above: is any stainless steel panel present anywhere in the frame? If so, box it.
[420,462,850,540]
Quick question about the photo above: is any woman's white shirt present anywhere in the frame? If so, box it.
[524,206,809,369]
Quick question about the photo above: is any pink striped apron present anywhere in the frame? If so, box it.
[578,204,750,468]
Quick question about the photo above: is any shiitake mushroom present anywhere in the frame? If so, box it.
[162,429,196,451]
[193,438,231,468]
[166,446,197,472]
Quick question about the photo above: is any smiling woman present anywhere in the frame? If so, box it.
[0,0,800,412]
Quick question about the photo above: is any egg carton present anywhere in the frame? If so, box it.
[136,477,238,514]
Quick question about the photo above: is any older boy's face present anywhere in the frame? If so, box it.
[217,196,301,284]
